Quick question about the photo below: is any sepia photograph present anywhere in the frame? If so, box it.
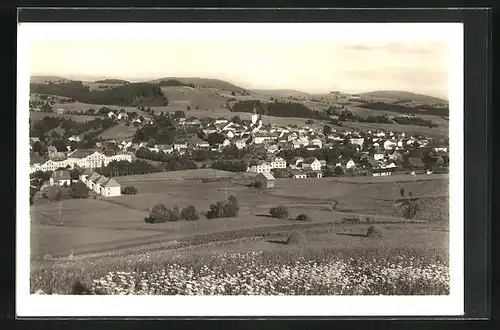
[17,22,464,317]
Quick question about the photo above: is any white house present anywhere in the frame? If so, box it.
[301,158,322,171]
[173,142,188,151]
[102,178,121,197]
[247,161,272,173]
[291,170,307,179]
[346,159,356,169]
[434,146,448,153]
[50,170,71,186]
[117,113,128,120]
[270,157,287,169]
[374,152,385,161]
[310,138,322,149]
[234,139,247,150]
[267,144,279,154]
[79,170,122,197]
[68,135,81,142]
[253,132,273,144]
[226,131,235,139]
[383,140,398,150]
[108,111,117,119]
[349,137,365,149]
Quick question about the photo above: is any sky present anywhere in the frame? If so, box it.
[23,23,460,99]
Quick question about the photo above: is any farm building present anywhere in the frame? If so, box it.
[49,170,71,186]
[255,172,275,189]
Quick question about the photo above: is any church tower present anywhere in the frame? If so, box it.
[251,105,259,124]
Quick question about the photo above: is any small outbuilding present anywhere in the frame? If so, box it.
[256,172,275,189]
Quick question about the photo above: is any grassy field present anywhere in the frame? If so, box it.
[98,123,138,140]
[115,168,258,182]
[29,111,99,123]
[30,174,449,259]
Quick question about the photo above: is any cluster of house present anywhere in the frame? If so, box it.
[30,149,134,173]
[48,169,122,197]
[30,105,448,180]
[79,169,122,197]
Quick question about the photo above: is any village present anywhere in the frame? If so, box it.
[29,105,449,199]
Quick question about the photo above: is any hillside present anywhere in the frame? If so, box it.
[30,81,169,107]
[357,91,447,104]
[30,75,71,84]
[150,77,247,92]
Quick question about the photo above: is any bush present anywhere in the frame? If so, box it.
[342,216,360,223]
[70,182,89,199]
[366,225,384,237]
[248,180,263,188]
[122,186,138,195]
[269,205,289,219]
[295,213,310,221]
[169,205,181,222]
[145,203,169,223]
[206,195,239,219]
[54,190,63,201]
[180,205,200,221]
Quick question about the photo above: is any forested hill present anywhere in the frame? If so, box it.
[230,100,329,120]
[30,81,168,107]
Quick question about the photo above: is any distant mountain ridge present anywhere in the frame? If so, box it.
[30,75,446,104]
[356,90,447,104]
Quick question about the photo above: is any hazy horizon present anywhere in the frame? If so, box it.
[24,23,458,100]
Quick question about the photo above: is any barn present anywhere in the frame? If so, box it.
[256,172,275,189]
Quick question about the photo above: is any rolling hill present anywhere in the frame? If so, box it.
[356,91,448,104]
[30,75,72,84]
[149,77,248,92]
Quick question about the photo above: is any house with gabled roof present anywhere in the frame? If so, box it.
[301,157,322,171]
[102,178,121,197]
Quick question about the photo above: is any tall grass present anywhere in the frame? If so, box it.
[31,247,448,295]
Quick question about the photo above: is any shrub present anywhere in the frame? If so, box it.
[180,205,200,221]
[70,181,89,199]
[54,190,63,201]
[224,195,239,217]
[248,180,263,188]
[402,198,420,219]
[122,186,138,195]
[366,225,384,238]
[295,213,310,221]
[285,232,308,245]
[145,203,169,223]
[269,205,289,219]
[206,195,239,219]
[342,216,360,223]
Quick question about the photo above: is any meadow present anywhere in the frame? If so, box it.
[30,173,449,296]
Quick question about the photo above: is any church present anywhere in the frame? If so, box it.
[250,105,263,132]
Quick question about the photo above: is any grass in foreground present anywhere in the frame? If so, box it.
[31,247,449,296]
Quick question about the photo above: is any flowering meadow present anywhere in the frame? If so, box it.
[31,247,449,295]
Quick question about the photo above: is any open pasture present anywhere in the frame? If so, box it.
[98,123,138,140]
[115,168,258,182]
[29,110,99,123]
